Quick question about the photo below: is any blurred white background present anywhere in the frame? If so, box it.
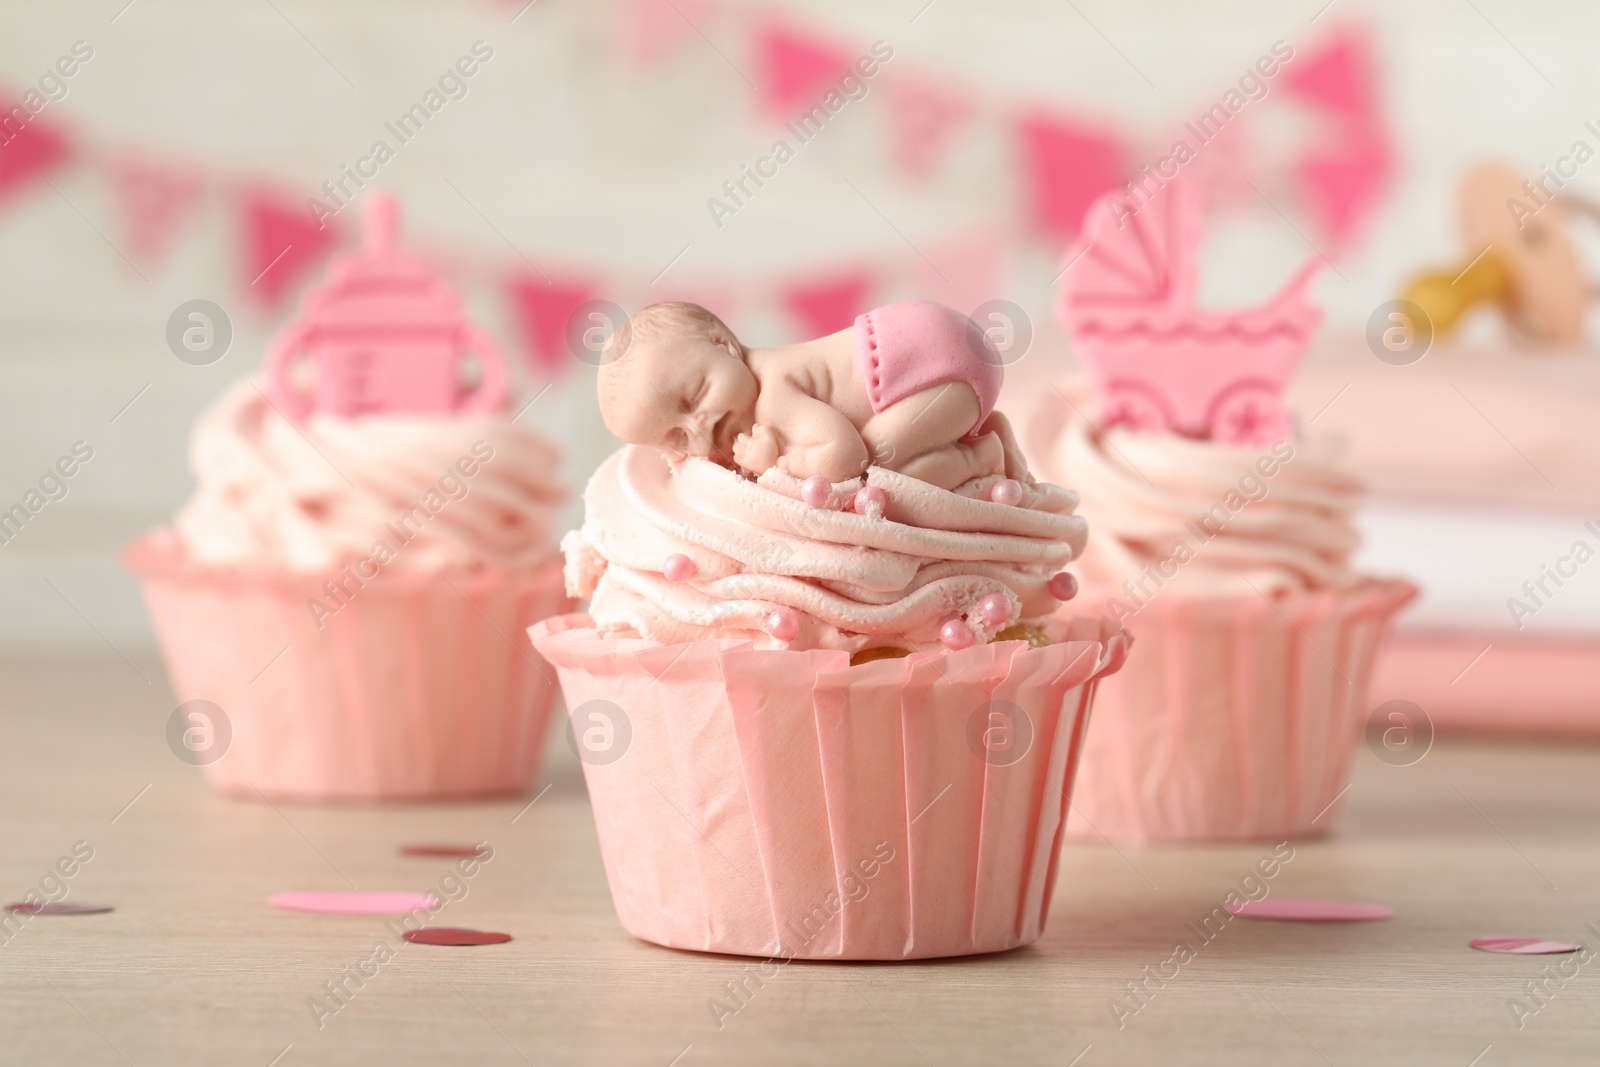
[0,0,1594,650]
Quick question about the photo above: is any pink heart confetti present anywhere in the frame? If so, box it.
[1470,937,1583,955]
[5,902,113,915]
[269,891,439,916]
[403,927,512,947]
[1228,898,1394,922]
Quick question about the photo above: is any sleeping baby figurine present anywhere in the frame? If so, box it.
[596,300,1031,492]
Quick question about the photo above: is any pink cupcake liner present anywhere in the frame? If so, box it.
[126,531,572,800]
[530,612,1130,960]
[1064,579,1416,844]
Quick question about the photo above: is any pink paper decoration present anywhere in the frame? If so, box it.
[270,891,440,916]
[403,927,513,946]
[918,232,1003,316]
[242,189,340,309]
[1284,29,1378,116]
[886,77,973,181]
[265,193,509,419]
[620,0,713,69]
[507,275,597,374]
[1228,898,1394,922]
[782,269,874,337]
[0,113,70,206]
[1282,28,1392,250]
[113,158,204,266]
[1056,176,1321,446]
[754,21,851,119]
[1016,112,1125,241]
[1470,937,1583,955]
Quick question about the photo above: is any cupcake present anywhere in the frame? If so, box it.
[1036,176,1415,843]
[127,195,572,800]
[535,436,1127,959]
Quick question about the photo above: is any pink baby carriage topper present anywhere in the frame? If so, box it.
[266,192,508,420]
[1055,176,1321,447]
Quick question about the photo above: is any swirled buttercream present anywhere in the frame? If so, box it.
[564,444,1087,652]
[1031,383,1362,596]
[173,379,565,571]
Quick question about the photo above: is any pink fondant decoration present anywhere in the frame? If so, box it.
[764,608,800,642]
[621,0,712,69]
[1470,937,1583,955]
[265,193,508,420]
[754,21,851,119]
[270,891,440,916]
[990,479,1023,506]
[0,111,70,206]
[530,612,1128,959]
[800,475,833,508]
[887,76,973,181]
[507,275,597,374]
[852,485,886,517]
[1016,112,1125,241]
[113,158,204,266]
[782,269,874,337]
[1057,176,1321,446]
[242,189,339,309]
[1228,898,1394,922]
[940,618,975,650]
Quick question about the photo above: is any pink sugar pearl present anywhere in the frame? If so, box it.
[852,485,887,516]
[1048,572,1079,601]
[940,619,975,651]
[979,593,1013,627]
[764,608,800,642]
[801,476,833,508]
[663,554,696,582]
[989,479,1023,506]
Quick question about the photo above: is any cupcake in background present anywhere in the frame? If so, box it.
[126,194,572,800]
[1035,177,1415,844]
[534,296,1129,960]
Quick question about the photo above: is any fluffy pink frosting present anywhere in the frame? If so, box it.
[174,379,565,571]
[1033,383,1362,595]
[564,444,1087,652]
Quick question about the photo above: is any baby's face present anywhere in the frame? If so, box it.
[602,330,757,464]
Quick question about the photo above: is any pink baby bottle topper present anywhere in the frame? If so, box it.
[1055,176,1321,447]
[266,192,508,419]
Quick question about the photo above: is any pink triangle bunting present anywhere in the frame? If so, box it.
[1284,29,1392,250]
[1015,112,1126,242]
[241,190,340,309]
[1284,29,1378,117]
[113,159,204,266]
[507,275,597,373]
[781,270,874,337]
[754,20,851,119]
[916,232,1003,314]
[0,109,71,208]
[621,0,714,70]
[886,76,974,181]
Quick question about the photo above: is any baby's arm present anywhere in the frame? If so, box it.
[771,392,871,480]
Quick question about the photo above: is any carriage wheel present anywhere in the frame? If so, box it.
[1207,382,1289,447]
[1099,382,1172,435]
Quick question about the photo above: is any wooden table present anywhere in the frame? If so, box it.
[3,652,1597,1066]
